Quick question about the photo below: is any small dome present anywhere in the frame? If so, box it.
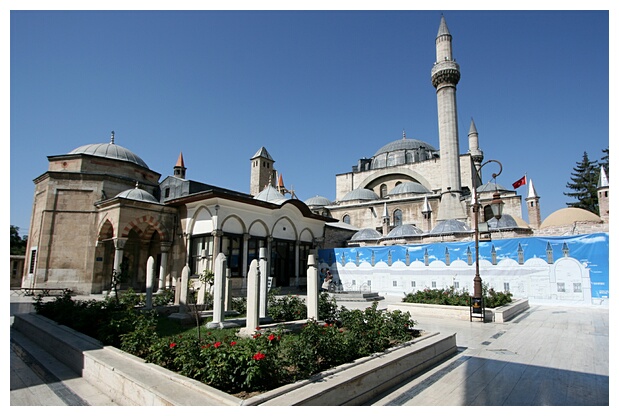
[386,224,424,238]
[341,188,380,201]
[487,214,522,230]
[388,182,430,195]
[115,187,159,203]
[69,137,148,169]
[541,207,602,229]
[254,185,287,204]
[429,219,471,234]
[350,228,382,241]
[305,195,332,206]
[477,182,507,193]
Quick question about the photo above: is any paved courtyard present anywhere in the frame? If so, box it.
[10,293,610,406]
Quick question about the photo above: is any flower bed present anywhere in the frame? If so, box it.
[33,292,420,395]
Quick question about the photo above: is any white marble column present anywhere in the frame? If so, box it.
[157,242,171,293]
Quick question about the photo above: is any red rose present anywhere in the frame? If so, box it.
[213,341,222,348]
[252,352,266,361]
[230,341,237,346]
[268,334,275,341]
[169,342,177,348]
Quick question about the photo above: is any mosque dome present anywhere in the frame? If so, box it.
[373,137,437,156]
[540,207,602,229]
[388,181,430,195]
[371,136,439,169]
[115,186,159,204]
[386,224,424,238]
[341,188,380,202]
[69,133,149,169]
[254,185,287,204]
[305,195,332,206]
[429,219,471,234]
[350,228,382,241]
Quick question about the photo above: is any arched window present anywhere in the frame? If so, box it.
[393,209,403,226]
[380,184,388,198]
[343,215,351,224]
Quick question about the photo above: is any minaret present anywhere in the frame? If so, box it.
[382,202,390,236]
[525,177,541,229]
[421,195,433,232]
[597,166,609,223]
[250,147,276,196]
[173,152,186,179]
[468,118,484,182]
[431,15,467,220]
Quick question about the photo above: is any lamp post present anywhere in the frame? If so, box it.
[471,159,504,321]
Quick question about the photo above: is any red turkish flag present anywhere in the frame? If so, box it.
[512,175,527,189]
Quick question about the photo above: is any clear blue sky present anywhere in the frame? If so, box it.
[7,7,612,237]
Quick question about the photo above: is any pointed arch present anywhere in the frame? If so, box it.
[220,214,247,235]
[121,214,169,241]
[299,228,315,243]
[273,217,298,240]
[248,219,269,237]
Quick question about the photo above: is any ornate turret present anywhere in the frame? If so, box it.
[174,152,186,179]
[597,166,609,222]
[250,147,276,196]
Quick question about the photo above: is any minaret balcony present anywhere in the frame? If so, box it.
[431,60,461,87]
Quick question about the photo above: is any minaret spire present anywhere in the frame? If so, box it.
[437,14,450,37]
[525,177,541,229]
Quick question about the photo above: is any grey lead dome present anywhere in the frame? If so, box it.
[69,142,149,169]
[115,187,159,203]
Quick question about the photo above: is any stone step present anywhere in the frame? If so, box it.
[332,292,385,302]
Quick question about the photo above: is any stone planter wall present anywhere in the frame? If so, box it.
[387,298,530,322]
[13,312,457,406]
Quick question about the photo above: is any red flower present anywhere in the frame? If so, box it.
[169,342,177,348]
[268,334,275,341]
[252,352,266,361]
[253,333,261,339]
[201,344,209,349]
[230,341,237,346]
[213,341,222,348]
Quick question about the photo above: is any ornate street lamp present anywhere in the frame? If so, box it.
[471,159,503,322]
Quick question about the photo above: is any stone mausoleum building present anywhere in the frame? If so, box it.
[21,16,608,298]
[23,134,333,295]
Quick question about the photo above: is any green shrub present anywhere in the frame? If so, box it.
[268,291,307,321]
[153,289,175,306]
[402,284,512,308]
[230,297,247,315]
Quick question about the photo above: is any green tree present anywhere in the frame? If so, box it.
[10,226,28,255]
[564,151,599,214]
[600,147,609,178]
